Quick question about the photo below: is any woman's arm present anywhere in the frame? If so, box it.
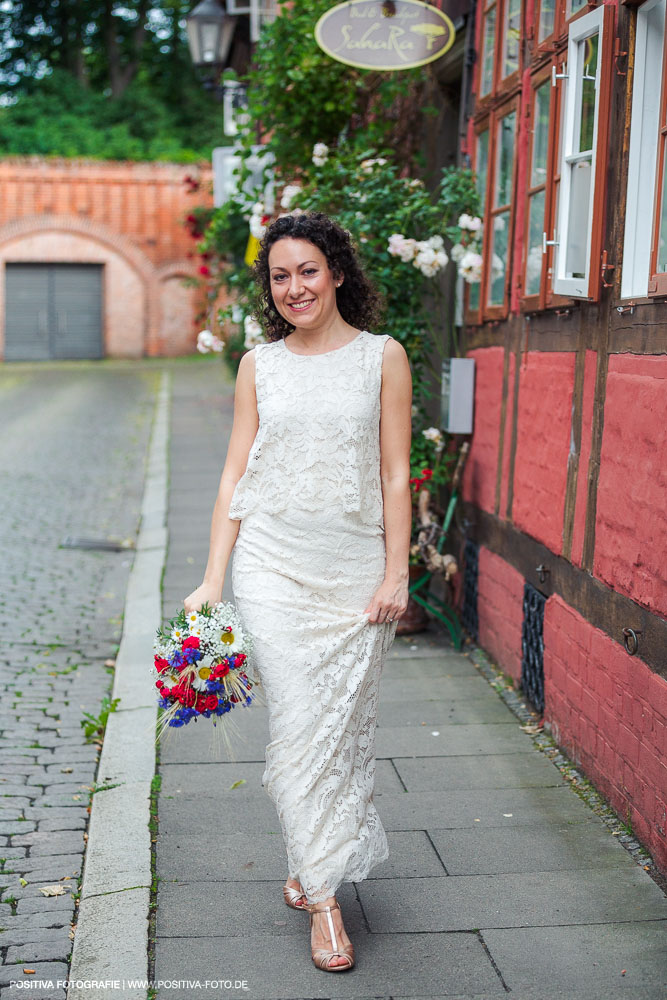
[184,349,259,613]
[364,338,413,625]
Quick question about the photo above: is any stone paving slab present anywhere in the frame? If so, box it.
[393,752,566,790]
[357,869,667,932]
[376,723,534,757]
[375,785,593,831]
[430,820,638,875]
[381,656,484,678]
[482,921,667,998]
[157,830,446,883]
[154,929,504,999]
[159,757,403,798]
[377,697,515,726]
[378,676,493,702]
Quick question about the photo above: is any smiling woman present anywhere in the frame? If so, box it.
[183,210,413,975]
[251,211,382,345]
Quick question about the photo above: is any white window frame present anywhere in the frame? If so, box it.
[621,0,666,298]
[553,7,608,298]
[227,0,277,42]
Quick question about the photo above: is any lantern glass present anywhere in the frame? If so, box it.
[186,0,236,68]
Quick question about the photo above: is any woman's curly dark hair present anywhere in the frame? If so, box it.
[251,211,383,341]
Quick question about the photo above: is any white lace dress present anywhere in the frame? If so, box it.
[229,328,398,903]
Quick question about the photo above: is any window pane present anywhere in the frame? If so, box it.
[656,143,667,273]
[469,130,490,312]
[578,33,599,153]
[488,211,509,305]
[480,7,496,96]
[476,129,490,203]
[568,0,587,16]
[538,0,556,41]
[495,111,517,207]
[502,0,521,77]
[526,190,546,295]
[531,82,550,187]
[565,157,592,277]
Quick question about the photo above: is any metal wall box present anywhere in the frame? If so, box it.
[441,357,475,434]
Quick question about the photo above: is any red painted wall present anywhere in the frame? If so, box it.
[571,349,598,566]
[594,355,667,616]
[512,351,576,553]
[544,594,667,872]
[462,346,505,514]
[477,546,524,682]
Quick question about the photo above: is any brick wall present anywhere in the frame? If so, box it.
[477,546,524,682]
[512,351,576,555]
[544,595,667,872]
[0,157,215,358]
[463,344,667,873]
[594,355,667,616]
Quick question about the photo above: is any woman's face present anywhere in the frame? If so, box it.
[268,238,341,329]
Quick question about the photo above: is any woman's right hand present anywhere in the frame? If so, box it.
[183,580,223,615]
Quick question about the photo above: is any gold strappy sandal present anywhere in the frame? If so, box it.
[282,881,308,910]
[306,899,355,972]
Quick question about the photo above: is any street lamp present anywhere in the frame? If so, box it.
[186,0,237,71]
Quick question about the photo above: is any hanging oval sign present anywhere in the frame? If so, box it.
[315,0,456,71]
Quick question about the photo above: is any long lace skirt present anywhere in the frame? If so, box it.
[231,505,397,902]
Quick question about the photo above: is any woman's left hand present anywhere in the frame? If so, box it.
[364,575,409,624]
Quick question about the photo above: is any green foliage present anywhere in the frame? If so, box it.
[0,0,225,160]
[80,695,121,742]
[232,0,426,176]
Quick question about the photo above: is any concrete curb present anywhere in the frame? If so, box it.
[67,371,169,1000]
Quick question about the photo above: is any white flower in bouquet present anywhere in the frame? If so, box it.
[280,184,301,209]
[458,213,483,232]
[450,242,466,264]
[422,426,444,451]
[312,142,329,166]
[244,315,265,348]
[459,250,483,283]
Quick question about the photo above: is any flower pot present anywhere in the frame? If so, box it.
[396,564,430,635]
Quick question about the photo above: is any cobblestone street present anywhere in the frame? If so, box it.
[0,362,159,997]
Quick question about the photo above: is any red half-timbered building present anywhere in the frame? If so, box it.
[460,0,667,871]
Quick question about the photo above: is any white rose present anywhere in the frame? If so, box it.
[427,235,445,251]
[280,184,301,210]
[231,304,244,324]
[450,242,466,263]
[458,214,483,233]
[312,142,329,166]
[197,330,215,353]
[459,250,483,283]
[243,315,264,348]
[249,215,266,239]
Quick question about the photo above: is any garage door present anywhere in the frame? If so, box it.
[5,263,103,361]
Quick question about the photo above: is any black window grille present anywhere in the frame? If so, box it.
[461,539,479,641]
[521,582,546,714]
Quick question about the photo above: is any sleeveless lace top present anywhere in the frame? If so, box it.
[228,329,391,528]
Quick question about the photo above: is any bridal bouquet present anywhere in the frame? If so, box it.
[152,601,258,743]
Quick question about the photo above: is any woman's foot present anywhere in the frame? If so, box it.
[283,877,307,909]
[307,897,355,971]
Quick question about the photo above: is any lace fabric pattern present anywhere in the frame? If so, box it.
[228,330,387,528]
[230,330,399,902]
